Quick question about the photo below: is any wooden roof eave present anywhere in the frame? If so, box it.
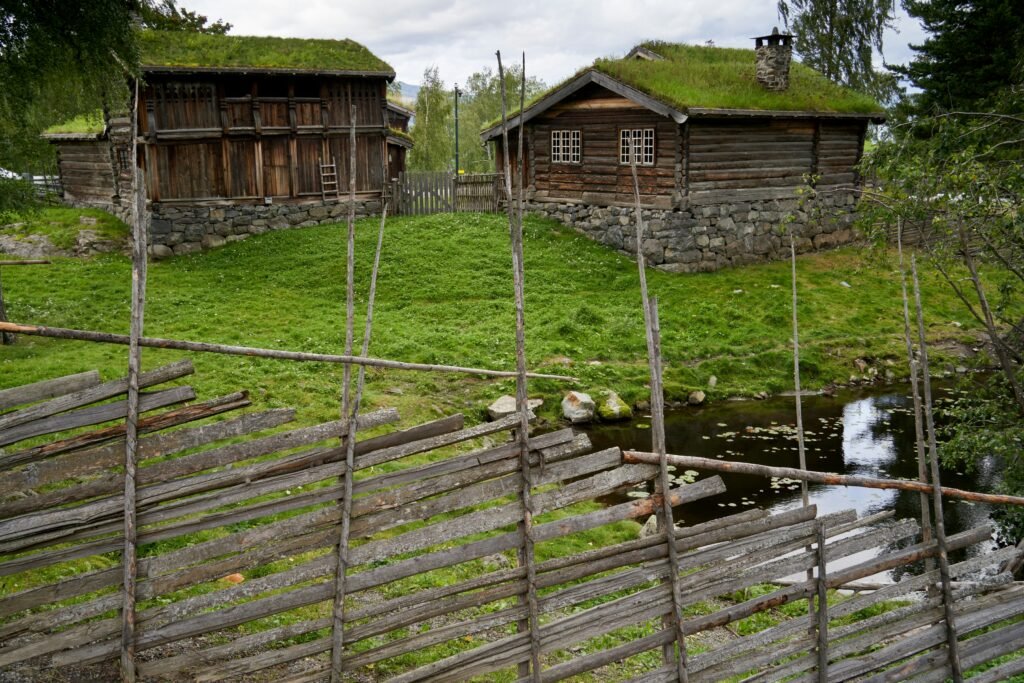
[480,70,688,142]
[686,106,886,123]
[142,64,396,81]
[387,134,414,149]
[386,101,414,117]
[41,131,107,143]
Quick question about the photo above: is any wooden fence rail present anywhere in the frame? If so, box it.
[1,368,1022,681]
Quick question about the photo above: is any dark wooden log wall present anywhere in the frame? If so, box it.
[684,117,865,205]
[140,75,388,203]
[56,141,116,205]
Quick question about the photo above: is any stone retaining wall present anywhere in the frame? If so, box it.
[148,198,380,259]
[526,192,859,273]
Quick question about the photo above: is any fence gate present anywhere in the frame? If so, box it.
[389,172,502,216]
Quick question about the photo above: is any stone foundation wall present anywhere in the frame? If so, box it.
[526,192,859,273]
[148,198,381,258]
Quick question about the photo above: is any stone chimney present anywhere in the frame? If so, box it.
[754,27,794,91]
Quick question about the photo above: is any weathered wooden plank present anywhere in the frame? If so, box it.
[138,618,331,679]
[0,385,196,450]
[0,371,100,412]
[0,401,282,516]
[0,391,249,474]
[0,360,193,434]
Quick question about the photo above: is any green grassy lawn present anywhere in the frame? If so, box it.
[0,212,981,427]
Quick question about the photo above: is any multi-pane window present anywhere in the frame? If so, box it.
[551,129,581,164]
[619,128,655,166]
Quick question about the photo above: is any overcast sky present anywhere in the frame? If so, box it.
[184,0,927,89]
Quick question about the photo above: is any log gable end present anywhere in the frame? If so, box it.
[139,72,391,204]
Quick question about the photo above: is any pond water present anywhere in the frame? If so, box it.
[582,383,1001,576]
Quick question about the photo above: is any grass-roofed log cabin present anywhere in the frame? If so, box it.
[481,32,886,273]
[45,31,410,257]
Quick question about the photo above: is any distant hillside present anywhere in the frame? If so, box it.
[398,81,420,101]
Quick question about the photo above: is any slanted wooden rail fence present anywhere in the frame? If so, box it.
[1,366,1023,681]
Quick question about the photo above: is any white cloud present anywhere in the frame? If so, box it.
[183,0,925,88]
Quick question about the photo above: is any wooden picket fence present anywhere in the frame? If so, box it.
[1,365,1023,681]
[389,172,502,216]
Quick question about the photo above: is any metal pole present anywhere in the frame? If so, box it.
[454,84,461,175]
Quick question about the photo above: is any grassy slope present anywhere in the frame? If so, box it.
[0,212,979,428]
[2,206,129,249]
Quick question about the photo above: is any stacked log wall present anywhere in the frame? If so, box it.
[54,141,116,208]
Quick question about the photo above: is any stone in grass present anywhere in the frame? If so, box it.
[639,515,659,539]
[688,390,706,406]
[561,391,596,424]
[597,391,632,421]
[487,394,543,421]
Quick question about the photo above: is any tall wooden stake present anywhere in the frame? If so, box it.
[330,204,387,682]
[121,78,146,683]
[896,219,936,578]
[814,520,829,682]
[0,268,12,345]
[789,233,809,508]
[628,136,688,681]
[911,256,963,682]
[497,49,543,683]
[329,106,360,683]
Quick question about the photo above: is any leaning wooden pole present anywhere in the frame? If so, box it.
[330,204,388,683]
[121,78,146,683]
[0,322,576,381]
[628,136,688,681]
[896,219,936,576]
[498,49,543,683]
[621,451,1024,506]
[911,256,963,682]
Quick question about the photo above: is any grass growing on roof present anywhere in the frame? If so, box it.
[138,30,393,74]
[483,41,882,131]
[595,41,882,114]
[42,112,105,135]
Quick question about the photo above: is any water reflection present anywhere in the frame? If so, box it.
[582,385,998,575]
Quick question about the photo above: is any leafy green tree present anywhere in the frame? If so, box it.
[458,66,546,174]
[139,0,231,34]
[0,0,140,175]
[408,67,454,172]
[861,88,1024,544]
[892,0,1024,113]
[778,0,899,103]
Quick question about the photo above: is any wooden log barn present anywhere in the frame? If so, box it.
[481,31,887,272]
[44,31,411,257]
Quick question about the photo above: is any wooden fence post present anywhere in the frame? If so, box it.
[121,79,146,683]
[815,520,829,682]
[911,256,963,682]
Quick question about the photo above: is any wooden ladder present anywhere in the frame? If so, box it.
[320,157,340,200]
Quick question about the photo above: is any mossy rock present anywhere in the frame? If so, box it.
[597,390,633,421]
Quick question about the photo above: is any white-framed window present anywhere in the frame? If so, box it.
[619,128,655,166]
[551,129,581,164]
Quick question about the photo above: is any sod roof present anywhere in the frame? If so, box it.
[482,41,883,136]
[138,30,394,76]
[42,112,105,138]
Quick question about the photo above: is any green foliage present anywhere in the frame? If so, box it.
[0,177,39,225]
[137,30,393,74]
[861,73,1024,542]
[457,66,546,173]
[139,0,231,34]
[0,0,138,175]
[408,67,454,171]
[778,0,900,104]
[893,0,1024,114]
